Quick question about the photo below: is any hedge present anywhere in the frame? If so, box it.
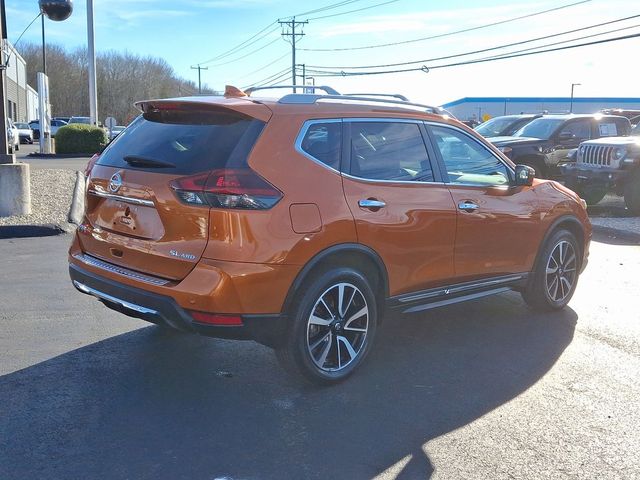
[55,124,109,154]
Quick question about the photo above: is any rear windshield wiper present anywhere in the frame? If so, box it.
[123,155,176,168]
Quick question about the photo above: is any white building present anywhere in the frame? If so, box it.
[441,97,640,122]
[5,41,38,122]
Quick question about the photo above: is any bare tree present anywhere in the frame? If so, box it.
[19,42,215,124]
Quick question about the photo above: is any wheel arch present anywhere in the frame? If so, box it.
[282,243,390,322]
[536,215,586,272]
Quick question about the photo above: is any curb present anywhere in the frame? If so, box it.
[68,171,86,225]
[27,153,93,159]
[0,224,67,239]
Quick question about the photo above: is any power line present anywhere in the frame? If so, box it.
[242,66,291,89]
[205,37,281,68]
[234,51,290,84]
[307,0,400,21]
[291,0,368,18]
[304,31,640,76]
[299,0,592,52]
[307,14,640,70]
[196,22,278,65]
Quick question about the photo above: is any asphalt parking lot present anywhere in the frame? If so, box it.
[0,231,638,479]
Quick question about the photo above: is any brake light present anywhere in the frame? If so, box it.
[189,311,243,326]
[170,168,282,209]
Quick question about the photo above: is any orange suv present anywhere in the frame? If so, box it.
[69,86,591,384]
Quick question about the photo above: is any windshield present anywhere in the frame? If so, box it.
[514,118,565,139]
[15,123,29,129]
[475,117,519,137]
[633,123,640,136]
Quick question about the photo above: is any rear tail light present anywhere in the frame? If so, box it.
[189,311,243,326]
[170,168,282,210]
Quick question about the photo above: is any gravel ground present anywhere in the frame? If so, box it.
[0,168,78,231]
[588,194,640,235]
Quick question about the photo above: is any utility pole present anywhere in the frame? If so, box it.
[191,65,208,94]
[279,18,307,93]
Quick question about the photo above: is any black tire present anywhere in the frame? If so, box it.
[578,187,607,206]
[276,268,378,385]
[624,170,640,215]
[15,143,19,152]
[522,229,580,311]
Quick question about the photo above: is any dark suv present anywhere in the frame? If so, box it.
[488,114,631,178]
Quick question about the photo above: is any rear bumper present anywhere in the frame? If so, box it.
[69,263,287,347]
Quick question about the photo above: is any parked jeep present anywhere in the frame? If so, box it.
[561,123,640,214]
[489,114,631,178]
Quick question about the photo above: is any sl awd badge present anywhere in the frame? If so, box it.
[169,250,197,261]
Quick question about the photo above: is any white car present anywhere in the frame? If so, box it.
[6,119,19,153]
[14,122,34,144]
[29,119,68,139]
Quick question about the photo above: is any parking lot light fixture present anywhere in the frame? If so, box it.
[570,83,581,113]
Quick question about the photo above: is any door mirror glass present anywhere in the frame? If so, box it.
[515,164,535,186]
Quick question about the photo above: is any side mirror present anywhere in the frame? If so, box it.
[515,165,535,186]
[558,131,575,142]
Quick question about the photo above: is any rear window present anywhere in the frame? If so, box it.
[97,110,265,174]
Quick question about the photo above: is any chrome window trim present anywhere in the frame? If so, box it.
[424,121,516,186]
[341,172,445,186]
[88,189,155,207]
[294,118,343,175]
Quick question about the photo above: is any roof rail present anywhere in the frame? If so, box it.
[244,85,340,96]
[345,93,410,101]
[278,93,443,115]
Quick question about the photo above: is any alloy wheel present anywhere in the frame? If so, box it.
[306,282,369,372]
[545,240,577,302]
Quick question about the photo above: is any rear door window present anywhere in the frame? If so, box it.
[348,121,434,182]
[97,110,265,174]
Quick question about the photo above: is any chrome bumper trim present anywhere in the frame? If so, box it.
[73,280,159,315]
[73,253,170,286]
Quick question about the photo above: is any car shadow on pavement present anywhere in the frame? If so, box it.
[0,292,576,480]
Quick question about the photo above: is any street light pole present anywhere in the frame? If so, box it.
[570,83,581,113]
[41,13,46,74]
[0,0,12,162]
[87,0,98,125]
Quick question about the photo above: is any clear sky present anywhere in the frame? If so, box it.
[5,0,639,105]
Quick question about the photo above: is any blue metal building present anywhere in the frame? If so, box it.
[441,97,640,122]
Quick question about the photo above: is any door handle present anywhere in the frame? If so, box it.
[458,201,479,212]
[358,199,386,210]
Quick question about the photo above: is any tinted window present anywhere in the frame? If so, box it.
[300,121,341,170]
[349,122,433,182]
[475,116,531,137]
[97,111,265,175]
[430,126,510,186]
[560,120,591,141]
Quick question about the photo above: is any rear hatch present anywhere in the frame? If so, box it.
[79,98,271,281]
